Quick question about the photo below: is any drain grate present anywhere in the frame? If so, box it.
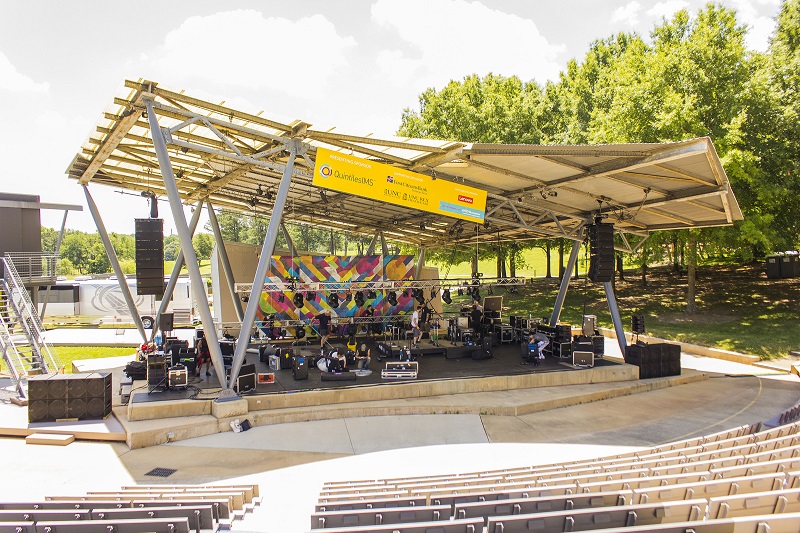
[145,467,177,478]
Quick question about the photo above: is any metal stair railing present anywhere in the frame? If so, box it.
[0,301,32,398]
[1,257,61,376]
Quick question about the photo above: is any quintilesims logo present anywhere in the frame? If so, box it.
[386,176,394,183]
[319,164,333,178]
[458,195,474,204]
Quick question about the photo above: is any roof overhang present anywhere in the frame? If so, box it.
[66,79,742,253]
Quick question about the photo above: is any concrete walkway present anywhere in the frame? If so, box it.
[5,328,798,532]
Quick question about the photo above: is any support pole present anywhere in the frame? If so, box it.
[229,140,300,388]
[604,281,628,355]
[40,209,69,320]
[144,98,227,393]
[280,222,298,257]
[365,232,379,255]
[207,201,244,323]
[414,247,426,279]
[150,198,204,342]
[82,185,148,342]
[549,235,583,327]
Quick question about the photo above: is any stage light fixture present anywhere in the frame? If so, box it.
[293,292,304,307]
[295,326,305,339]
[319,190,329,203]
[457,287,463,296]
[345,293,353,303]
[367,290,377,300]
[278,293,285,303]
[413,288,425,304]
[387,291,398,306]
[306,291,315,302]
[430,288,437,299]
[403,289,410,298]
[327,293,340,308]
[487,285,493,295]
[442,289,452,304]
[354,291,365,307]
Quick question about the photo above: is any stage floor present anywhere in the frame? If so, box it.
[133,337,620,402]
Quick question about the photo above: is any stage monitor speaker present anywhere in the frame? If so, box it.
[159,312,174,332]
[135,218,164,296]
[28,372,112,423]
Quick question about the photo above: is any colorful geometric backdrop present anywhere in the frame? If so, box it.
[256,255,416,328]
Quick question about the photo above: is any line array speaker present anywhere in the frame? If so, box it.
[135,218,165,296]
[28,372,112,423]
[588,222,615,283]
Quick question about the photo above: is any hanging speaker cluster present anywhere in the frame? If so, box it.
[135,218,165,297]
[588,222,615,283]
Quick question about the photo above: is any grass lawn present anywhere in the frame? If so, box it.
[439,263,799,360]
[53,346,136,373]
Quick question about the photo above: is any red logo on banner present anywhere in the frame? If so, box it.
[458,195,474,204]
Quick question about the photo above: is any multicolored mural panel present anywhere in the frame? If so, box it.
[256,255,416,327]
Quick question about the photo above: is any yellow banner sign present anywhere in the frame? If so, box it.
[313,147,486,223]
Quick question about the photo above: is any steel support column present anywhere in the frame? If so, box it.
[549,234,583,327]
[40,209,69,320]
[229,140,299,389]
[82,185,147,342]
[144,98,227,393]
[207,201,244,323]
[150,198,204,342]
[604,281,628,355]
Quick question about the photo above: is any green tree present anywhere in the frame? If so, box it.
[192,233,214,265]
[163,234,181,262]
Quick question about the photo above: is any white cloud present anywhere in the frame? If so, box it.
[646,0,689,20]
[611,1,643,25]
[727,0,779,51]
[147,10,356,100]
[0,51,49,93]
[370,0,565,86]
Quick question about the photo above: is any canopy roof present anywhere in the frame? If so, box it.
[67,79,742,252]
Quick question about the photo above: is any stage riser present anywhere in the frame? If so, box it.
[126,364,639,422]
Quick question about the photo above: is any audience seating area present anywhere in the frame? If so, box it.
[311,422,800,532]
[0,483,259,532]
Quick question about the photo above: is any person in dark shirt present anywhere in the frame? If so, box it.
[363,305,375,338]
[315,309,332,352]
[420,305,431,340]
[470,303,483,339]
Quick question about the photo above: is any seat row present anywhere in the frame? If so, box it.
[0,483,259,533]
[311,486,800,532]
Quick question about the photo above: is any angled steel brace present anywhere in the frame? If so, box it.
[150,198,204,342]
[228,140,301,390]
[549,228,584,327]
[604,281,628,355]
[144,97,227,393]
[82,185,148,342]
[207,201,244,323]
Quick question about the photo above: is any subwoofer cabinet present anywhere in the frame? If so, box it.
[28,372,112,423]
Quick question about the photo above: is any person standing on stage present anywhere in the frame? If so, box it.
[363,304,375,338]
[420,305,431,341]
[470,302,483,340]
[411,305,421,347]
[195,336,212,377]
[315,309,332,353]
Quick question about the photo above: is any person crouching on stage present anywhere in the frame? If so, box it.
[528,332,549,363]
[356,342,371,370]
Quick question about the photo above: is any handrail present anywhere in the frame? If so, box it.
[1,257,61,373]
[3,252,59,284]
[0,304,28,398]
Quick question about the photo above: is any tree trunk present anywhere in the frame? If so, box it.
[558,240,565,279]
[686,230,697,314]
[641,263,648,286]
[510,248,517,277]
[672,234,680,273]
[471,254,479,277]
[616,253,626,281]
[545,245,552,278]
[496,250,502,278]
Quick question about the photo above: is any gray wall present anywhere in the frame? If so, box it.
[0,193,42,280]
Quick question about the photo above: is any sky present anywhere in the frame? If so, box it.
[0,0,783,236]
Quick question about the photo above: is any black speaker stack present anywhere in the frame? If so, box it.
[632,315,646,335]
[147,355,167,388]
[625,343,681,378]
[588,222,615,282]
[135,218,165,297]
[28,372,112,423]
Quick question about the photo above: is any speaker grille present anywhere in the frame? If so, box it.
[27,372,112,423]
